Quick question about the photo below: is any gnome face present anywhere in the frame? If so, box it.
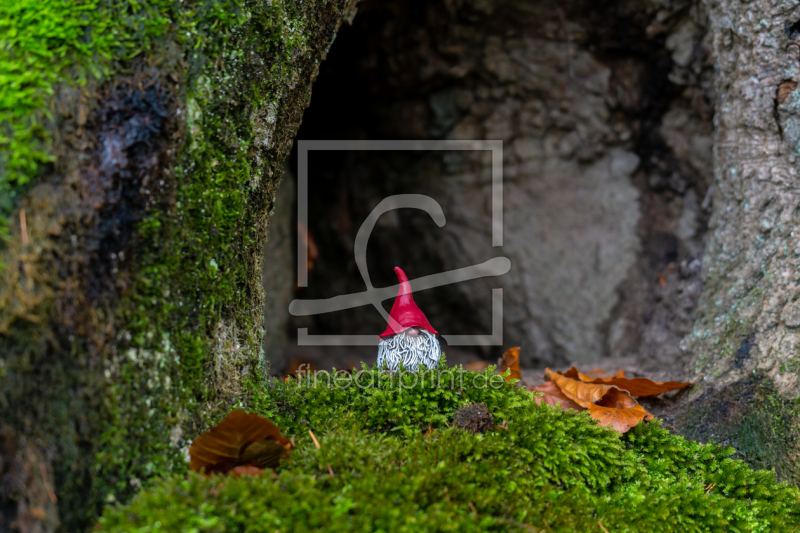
[377,267,441,371]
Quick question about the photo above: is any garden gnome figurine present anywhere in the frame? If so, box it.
[377,267,441,371]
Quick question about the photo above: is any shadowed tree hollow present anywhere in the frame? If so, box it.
[275,0,799,484]
[0,0,798,530]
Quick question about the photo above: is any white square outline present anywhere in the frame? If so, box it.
[296,140,504,346]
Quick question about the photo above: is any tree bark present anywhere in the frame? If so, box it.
[0,1,355,530]
[674,0,800,484]
[3,1,799,532]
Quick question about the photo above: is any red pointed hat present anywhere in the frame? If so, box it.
[379,267,438,338]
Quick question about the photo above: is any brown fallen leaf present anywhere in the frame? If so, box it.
[545,370,652,434]
[229,465,265,478]
[297,222,318,272]
[530,380,583,412]
[546,369,616,404]
[592,375,697,397]
[189,410,293,475]
[562,366,696,398]
[464,361,492,372]
[586,388,651,433]
[562,367,606,383]
[239,439,293,468]
[283,359,317,381]
[586,368,626,379]
[498,347,522,382]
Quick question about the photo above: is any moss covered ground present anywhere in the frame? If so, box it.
[97,366,800,532]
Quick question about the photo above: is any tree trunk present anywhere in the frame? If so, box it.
[3,0,799,531]
[674,0,800,484]
[0,1,355,530]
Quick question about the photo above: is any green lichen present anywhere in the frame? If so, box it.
[97,368,800,532]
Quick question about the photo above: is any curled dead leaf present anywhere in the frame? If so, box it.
[498,347,522,382]
[586,368,626,379]
[546,369,616,405]
[544,370,653,434]
[189,410,293,475]
[530,380,583,412]
[562,366,697,397]
[586,388,651,433]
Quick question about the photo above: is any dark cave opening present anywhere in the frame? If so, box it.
[265,0,714,378]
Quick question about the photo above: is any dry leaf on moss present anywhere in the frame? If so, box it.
[545,369,616,405]
[189,410,294,475]
[498,347,522,382]
[562,366,696,397]
[531,380,583,412]
[586,388,652,433]
[544,369,653,433]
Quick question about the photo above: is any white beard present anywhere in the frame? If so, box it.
[377,329,441,371]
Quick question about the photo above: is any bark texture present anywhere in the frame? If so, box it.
[675,0,800,484]
[262,169,296,375]
[0,1,355,530]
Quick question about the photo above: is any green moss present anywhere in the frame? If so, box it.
[77,0,328,526]
[676,375,800,486]
[0,0,174,243]
[0,0,350,529]
[96,368,800,532]
[779,357,800,375]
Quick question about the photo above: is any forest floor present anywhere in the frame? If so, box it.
[284,344,687,431]
[95,366,800,532]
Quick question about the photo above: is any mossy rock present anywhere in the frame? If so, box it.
[97,367,800,532]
